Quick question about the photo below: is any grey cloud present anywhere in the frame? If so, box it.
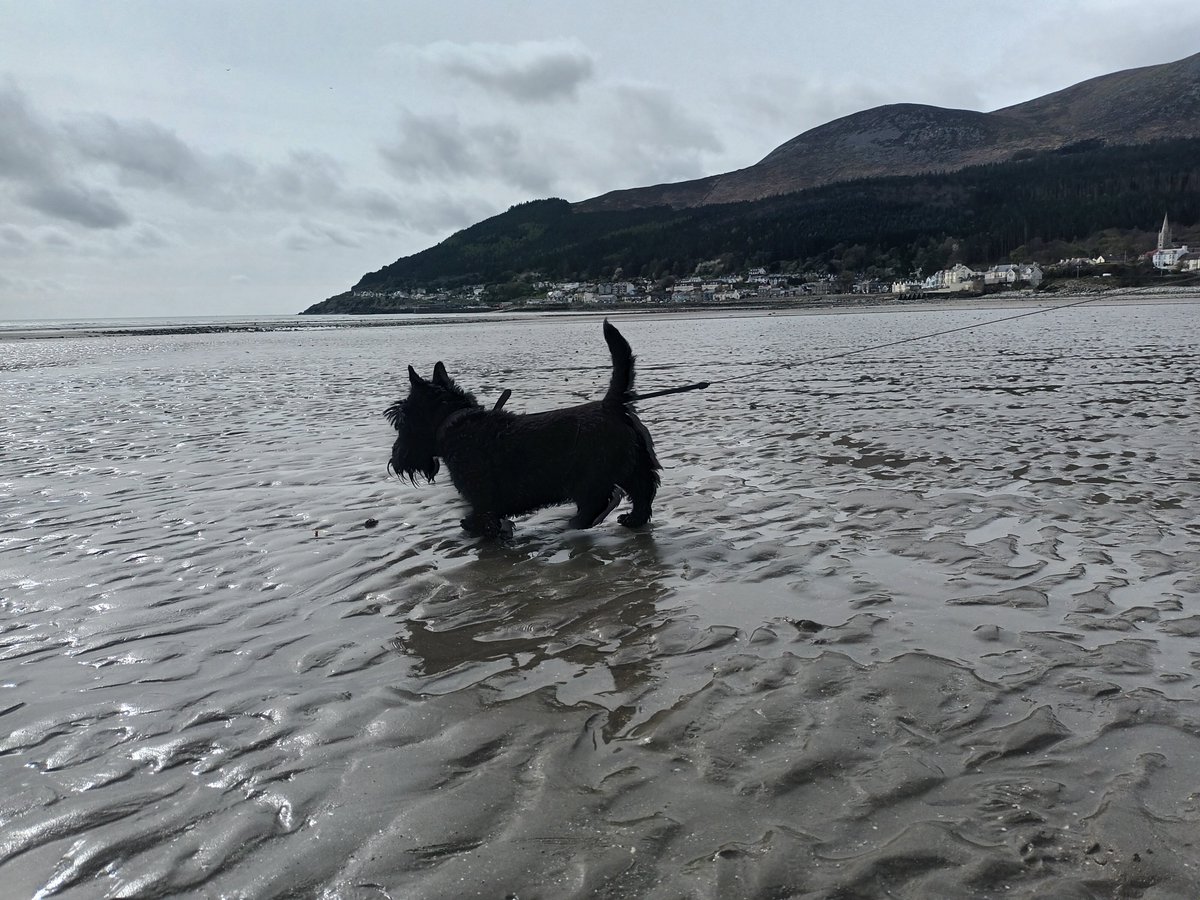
[613,85,722,154]
[378,85,727,207]
[0,81,131,229]
[354,189,405,221]
[279,220,362,252]
[21,181,131,229]
[0,223,31,249]
[379,111,553,193]
[64,115,203,189]
[64,114,256,210]
[2,76,505,246]
[0,273,66,296]
[379,112,482,180]
[255,153,415,226]
[36,226,76,248]
[2,79,400,236]
[420,40,595,103]
[262,151,344,203]
[0,225,79,258]
[111,223,173,258]
[378,111,489,178]
[0,79,55,180]
[570,84,724,190]
[131,224,171,249]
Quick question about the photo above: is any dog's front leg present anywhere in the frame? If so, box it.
[461,510,512,540]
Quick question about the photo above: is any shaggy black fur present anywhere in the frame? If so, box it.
[386,320,661,539]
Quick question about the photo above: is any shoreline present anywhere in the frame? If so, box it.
[3,289,1198,341]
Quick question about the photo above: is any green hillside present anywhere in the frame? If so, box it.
[304,138,1200,313]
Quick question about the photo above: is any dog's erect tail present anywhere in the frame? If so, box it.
[603,319,635,404]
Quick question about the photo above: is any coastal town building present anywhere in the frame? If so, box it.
[1151,213,1190,269]
[922,263,980,291]
[340,214,1198,311]
[983,262,1043,287]
[912,261,1044,294]
[1158,212,1173,250]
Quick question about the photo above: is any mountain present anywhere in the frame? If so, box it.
[576,51,1200,212]
[303,52,1200,312]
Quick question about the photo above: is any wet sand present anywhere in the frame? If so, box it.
[2,303,1199,897]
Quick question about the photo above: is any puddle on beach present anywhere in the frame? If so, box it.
[2,303,1199,898]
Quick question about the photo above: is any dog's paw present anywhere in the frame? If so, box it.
[617,513,650,529]
[465,513,514,540]
[480,519,514,540]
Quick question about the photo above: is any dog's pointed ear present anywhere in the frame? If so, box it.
[432,361,452,388]
[408,365,425,388]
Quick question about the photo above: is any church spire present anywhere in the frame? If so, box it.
[1158,212,1172,250]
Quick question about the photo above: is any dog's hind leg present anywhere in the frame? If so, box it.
[570,486,624,529]
[569,486,619,529]
[460,512,487,535]
[617,497,652,528]
[619,451,657,528]
[617,470,655,528]
[595,486,625,526]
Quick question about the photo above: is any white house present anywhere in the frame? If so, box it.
[1152,213,1190,269]
[923,263,980,290]
[983,263,1043,287]
[1152,245,1191,269]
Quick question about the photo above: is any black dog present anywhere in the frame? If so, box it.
[386,320,661,538]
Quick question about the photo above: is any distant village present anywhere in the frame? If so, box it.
[352,215,1197,311]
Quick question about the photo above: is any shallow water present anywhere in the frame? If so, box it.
[2,303,1199,898]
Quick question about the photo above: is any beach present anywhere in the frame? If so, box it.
[2,300,1199,897]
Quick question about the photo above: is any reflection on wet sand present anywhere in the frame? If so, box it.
[1,303,1199,897]
[393,537,671,732]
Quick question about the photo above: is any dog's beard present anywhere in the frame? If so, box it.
[389,455,439,484]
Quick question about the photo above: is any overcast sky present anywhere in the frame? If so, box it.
[2,1,1197,319]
